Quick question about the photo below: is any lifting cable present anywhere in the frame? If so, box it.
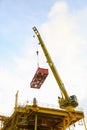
[36,50,39,68]
[33,34,40,68]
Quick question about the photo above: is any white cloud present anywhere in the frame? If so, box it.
[0,67,19,114]
[38,1,87,123]
[49,1,68,18]
[40,1,87,103]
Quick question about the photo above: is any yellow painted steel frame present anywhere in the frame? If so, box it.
[1,103,84,130]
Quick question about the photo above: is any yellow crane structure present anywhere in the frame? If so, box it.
[32,26,78,110]
[0,26,86,130]
[0,92,85,130]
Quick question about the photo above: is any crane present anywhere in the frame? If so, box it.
[33,26,78,109]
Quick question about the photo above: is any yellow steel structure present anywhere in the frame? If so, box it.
[0,94,85,130]
[0,27,86,130]
[32,26,78,109]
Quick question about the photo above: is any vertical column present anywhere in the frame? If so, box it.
[63,118,66,130]
[83,118,87,130]
[34,114,37,130]
[15,91,19,111]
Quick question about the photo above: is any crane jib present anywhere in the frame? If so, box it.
[33,27,69,100]
[33,26,78,109]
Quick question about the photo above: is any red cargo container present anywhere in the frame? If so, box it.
[30,67,48,89]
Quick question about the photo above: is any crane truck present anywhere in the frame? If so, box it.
[33,26,78,109]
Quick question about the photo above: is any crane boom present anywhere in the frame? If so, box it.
[33,26,78,109]
[33,26,69,100]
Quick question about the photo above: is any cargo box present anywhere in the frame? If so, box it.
[30,67,48,89]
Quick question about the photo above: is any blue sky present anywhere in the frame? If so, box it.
[0,0,87,129]
[0,0,55,68]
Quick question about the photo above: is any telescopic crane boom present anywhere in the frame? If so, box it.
[33,26,78,109]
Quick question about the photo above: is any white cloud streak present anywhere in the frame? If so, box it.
[40,1,87,122]
[40,1,87,102]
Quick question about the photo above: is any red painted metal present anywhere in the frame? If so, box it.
[30,67,48,89]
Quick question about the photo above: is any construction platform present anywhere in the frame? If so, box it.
[0,98,84,130]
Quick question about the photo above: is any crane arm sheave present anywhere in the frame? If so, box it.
[32,26,70,101]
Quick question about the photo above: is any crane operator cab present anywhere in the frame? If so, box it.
[58,95,78,109]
